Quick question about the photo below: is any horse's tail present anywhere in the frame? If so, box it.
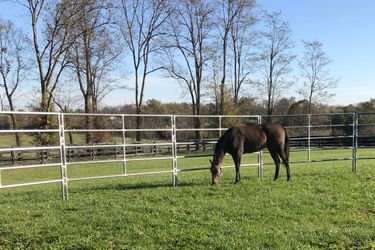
[284,128,290,160]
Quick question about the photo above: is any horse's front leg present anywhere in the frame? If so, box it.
[232,153,242,184]
[235,163,241,183]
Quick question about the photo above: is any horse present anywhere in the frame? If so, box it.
[209,122,290,185]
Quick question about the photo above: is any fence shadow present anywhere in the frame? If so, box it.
[75,180,207,193]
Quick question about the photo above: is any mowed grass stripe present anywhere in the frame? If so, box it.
[0,149,375,249]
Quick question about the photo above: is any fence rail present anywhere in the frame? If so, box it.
[0,111,374,200]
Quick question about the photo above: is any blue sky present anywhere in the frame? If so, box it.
[1,0,374,107]
[113,0,375,106]
[259,0,375,105]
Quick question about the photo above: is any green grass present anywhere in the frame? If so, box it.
[1,149,375,249]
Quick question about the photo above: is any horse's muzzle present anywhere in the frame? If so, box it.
[212,176,220,185]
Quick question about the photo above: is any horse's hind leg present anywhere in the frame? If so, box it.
[269,149,281,180]
[277,147,291,181]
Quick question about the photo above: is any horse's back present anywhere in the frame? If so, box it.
[226,125,267,153]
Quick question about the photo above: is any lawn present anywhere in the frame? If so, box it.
[0,149,375,249]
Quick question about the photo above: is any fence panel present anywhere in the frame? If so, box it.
[356,113,375,162]
[174,115,260,174]
[0,111,63,192]
[0,111,373,200]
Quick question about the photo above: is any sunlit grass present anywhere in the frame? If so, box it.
[0,149,375,249]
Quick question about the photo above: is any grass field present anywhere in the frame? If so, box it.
[1,149,375,249]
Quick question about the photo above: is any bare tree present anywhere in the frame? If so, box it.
[16,0,81,117]
[0,19,29,146]
[298,40,338,113]
[216,0,255,114]
[258,12,295,116]
[206,44,221,114]
[118,0,171,141]
[52,80,81,112]
[163,0,214,140]
[52,80,82,145]
[68,0,120,143]
[206,43,237,116]
[229,1,257,106]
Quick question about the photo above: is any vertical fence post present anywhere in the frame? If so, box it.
[308,114,311,162]
[122,115,127,176]
[171,116,177,186]
[352,113,358,173]
[58,113,68,200]
[257,115,263,178]
[219,116,222,137]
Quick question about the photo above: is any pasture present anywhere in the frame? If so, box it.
[1,149,375,249]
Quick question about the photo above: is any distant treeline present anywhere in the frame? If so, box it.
[98,97,375,116]
[1,97,375,146]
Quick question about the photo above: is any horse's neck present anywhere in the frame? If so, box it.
[214,143,226,164]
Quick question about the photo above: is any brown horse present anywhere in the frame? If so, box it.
[210,123,290,185]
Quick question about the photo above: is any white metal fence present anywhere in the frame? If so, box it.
[0,111,373,200]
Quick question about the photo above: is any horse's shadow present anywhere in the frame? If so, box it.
[83,181,205,193]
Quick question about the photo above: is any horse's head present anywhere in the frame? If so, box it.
[210,159,223,185]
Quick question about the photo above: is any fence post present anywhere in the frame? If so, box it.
[171,116,177,186]
[352,113,358,173]
[122,115,127,176]
[308,114,311,162]
[257,115,263,178]
[58,113,68,200]
[219,116,222,137]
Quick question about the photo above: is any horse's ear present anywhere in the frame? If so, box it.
[209,159,213,165]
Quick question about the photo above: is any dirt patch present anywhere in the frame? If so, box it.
[353,210,375,217]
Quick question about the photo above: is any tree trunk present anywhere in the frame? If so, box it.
[136,106,143,142]
[195,102,202,150]
[5,87,21,147]
[84,93,94,144]
[267,53,274,118]
[40,83,51,128]
[308,85,314,114]
[9,114,21,147]
[220,29,229,115]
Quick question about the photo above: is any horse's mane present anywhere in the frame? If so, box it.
[213,129,229,163]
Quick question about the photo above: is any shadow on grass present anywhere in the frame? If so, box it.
[94,174,271,192]
[70,180,209,194]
